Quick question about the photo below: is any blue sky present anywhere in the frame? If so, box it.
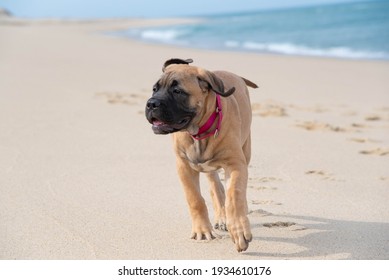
[0,0,370,18]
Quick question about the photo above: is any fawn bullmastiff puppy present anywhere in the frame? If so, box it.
[145,58,258,252]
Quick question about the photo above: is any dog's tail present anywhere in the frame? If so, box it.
[241,77,258,89]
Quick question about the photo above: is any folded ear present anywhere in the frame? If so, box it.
[198,70,235,97]
[162,58,193,72]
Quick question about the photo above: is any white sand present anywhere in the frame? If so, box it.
[1,18,388,259]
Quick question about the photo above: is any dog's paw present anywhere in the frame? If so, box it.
[213,207,227,231]
[214,218,227,232]
[227,216,252,252]
[214,222,228,231]
[190,221,220,241]
[190,230,220,241]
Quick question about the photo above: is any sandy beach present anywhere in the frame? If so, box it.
[1,17,388,260]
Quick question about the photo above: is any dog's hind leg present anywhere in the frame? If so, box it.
[206,172,227,231]
[242,133,251,214]
[242,132,251,165]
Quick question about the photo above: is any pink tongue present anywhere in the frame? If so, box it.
[153,120,165,126]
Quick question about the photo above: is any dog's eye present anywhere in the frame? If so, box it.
[173,88,182,94]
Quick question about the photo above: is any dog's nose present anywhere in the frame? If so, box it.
[146,99,161,110]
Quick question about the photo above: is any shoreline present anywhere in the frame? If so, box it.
[3,16,388,62]
[1,18,388,259]
[105,12,389,62]
[115,35,389,63]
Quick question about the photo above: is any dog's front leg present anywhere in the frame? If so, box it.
[225,163,252,252]
[176,156,216,241]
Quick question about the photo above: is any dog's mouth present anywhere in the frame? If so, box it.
[151,116,192,134]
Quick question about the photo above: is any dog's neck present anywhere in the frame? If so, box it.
[190,94,222,140]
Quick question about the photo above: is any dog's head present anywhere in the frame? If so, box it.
[145,58,235,135]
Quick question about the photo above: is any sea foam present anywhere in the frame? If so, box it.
[115,1,389,60]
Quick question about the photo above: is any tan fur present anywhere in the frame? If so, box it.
[163,64,257,252]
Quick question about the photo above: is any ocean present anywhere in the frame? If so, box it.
[116,1,389,60]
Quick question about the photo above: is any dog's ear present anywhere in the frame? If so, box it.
[162,58,193,72]
[198,70,235,97]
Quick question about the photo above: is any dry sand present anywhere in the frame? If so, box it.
[1,18,388,260]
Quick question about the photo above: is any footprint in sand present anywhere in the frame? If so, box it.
[96,92,146,105]
[305,170,335,180]
[365,114,382,121]
[350,123,369,129]
[306,170,326,175]
[289,104,329,113]
[359,148,389,156]
[348,138,381,144]
[251,200,282,205]
[252,100,287,117]
[365,107,389,122]
[295,121,348,132]
[248,209,273,217]
[249,177,282,183]
[248,177,281,191]
[248,185,278,191]
[263,221,296,228]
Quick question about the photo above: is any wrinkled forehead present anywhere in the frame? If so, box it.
[159,65,202,89]
[165,64,198,75]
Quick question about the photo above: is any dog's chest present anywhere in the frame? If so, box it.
[184,142,219,172]
[188,159,217,173]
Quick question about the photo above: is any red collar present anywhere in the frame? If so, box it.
[191,94,223,140]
